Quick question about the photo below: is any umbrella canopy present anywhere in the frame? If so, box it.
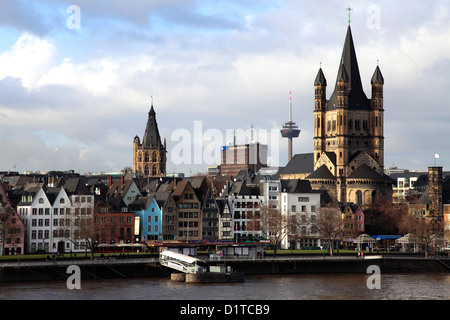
[396,233,421,244]
[354,234,377,243]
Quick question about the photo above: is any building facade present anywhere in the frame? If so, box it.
[228,194,263,242]
[17,187,94,254]
[220,143,268,177]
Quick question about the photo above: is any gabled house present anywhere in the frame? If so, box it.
[106,178,141,206]
[129,195,162,241]
[0,182,25,255]
[341,203,365,239]
[202,187,220,241]
[171,180,202,241]
[153,191,178,241]
[94,196,134,245]
[216,198,233,241]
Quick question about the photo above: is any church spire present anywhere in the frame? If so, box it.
[142,100,162,148]
[327,25,370,111]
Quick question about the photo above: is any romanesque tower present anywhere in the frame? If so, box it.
[308,25,392,205]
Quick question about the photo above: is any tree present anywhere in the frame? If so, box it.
[311,206,343,256]
[247,205,291,255]
[56,194,97,260]
[400,213,444,258]
[364,197,409,235]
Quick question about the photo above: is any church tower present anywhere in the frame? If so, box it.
[308,24,392,205]
[133,102,167,177]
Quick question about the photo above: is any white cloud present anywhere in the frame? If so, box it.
[37,57,120,95]
[0,32,55,88]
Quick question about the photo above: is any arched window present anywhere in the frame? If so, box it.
[152,165,157,176]
[356,190,363,205]
[152,152,157,162]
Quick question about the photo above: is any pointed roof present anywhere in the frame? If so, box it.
[306,165,336,180]
[347,164,383,180]
[327,25,371,111]
[371,65,384,84]
[314,67,327,86]
[142,103,162,148]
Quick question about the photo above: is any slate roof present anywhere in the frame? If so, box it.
[326,25,371,111]
[279,153,314,175]
[280,179,312,193]
[142,104,162,148]
[371,65,384,84]
[306,165,335,179]
[346,164,383,180]
[314,67,327,86]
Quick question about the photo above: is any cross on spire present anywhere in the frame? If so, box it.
[347,5,353,24]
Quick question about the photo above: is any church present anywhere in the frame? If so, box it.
[306,24,393,205]
[133,102,167,177]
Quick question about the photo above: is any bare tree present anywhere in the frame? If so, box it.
[364,197,409,235]
[311,206,343,256]
[247,205,291,255]
[56,195,97,260]
[400,213,444,258]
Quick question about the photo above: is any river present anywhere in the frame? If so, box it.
[1,273,449,300]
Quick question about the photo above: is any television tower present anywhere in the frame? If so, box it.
[280,91,300,163]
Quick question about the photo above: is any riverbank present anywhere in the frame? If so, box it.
[1,255,449,283]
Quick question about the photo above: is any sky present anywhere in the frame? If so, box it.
[0,0,449,176]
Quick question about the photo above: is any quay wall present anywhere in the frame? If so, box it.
[0,256,449,283]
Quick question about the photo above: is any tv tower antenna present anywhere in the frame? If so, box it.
[280,91,301,163]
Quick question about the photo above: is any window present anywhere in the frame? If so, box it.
[356,190,363,205]
[291,205,296,212]
[298,197,309,202]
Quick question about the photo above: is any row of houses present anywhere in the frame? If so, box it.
[0,170,369,255]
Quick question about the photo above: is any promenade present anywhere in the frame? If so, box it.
[1,254,449,283]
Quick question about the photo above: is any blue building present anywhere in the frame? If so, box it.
[129,195,163,241]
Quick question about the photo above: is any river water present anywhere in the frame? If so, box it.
[1,273,449,300]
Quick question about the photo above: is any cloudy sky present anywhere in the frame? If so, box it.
[0,0,449,175]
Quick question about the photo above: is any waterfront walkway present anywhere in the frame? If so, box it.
[0,254,390,268]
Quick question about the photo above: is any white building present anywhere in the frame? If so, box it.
[17,187,94,254]
[261,179,322,249]
[228,194,263,242]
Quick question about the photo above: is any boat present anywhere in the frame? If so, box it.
[160,250,245,283]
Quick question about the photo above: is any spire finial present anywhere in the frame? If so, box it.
[320,61,322,69]
[347,5,353,24]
